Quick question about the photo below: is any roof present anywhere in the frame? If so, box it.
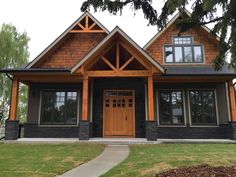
[144,8,220,50]
[164,65,236,76]
[71,26,165,73]
[25,11,109,69]
[0,68,71,74]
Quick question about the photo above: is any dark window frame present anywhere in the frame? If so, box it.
[39,90,79,126]
[189,89,218,126]
[158,90,185,126]
[164,36,204,63]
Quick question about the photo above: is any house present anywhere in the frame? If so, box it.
[1,10,236,141]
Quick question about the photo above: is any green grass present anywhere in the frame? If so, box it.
[102,144,236,177]
[0,143,104,177]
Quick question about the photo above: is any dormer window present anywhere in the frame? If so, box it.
[164,36,204,63]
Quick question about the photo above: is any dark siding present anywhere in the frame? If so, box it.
[92,78,146,138]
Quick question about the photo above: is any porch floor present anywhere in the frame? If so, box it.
[3,138,236,144]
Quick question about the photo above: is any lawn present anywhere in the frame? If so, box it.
[0,143,104,177]
[102,144,236,177]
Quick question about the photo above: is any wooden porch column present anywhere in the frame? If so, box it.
[82,77,89,121]
[228,80,236,121]
[9,78,19,121]
[147,76,154,121]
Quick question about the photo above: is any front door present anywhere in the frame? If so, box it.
[103,90,135,137]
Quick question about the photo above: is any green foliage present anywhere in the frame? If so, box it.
[0,24,29,126]
[81,0,236,70]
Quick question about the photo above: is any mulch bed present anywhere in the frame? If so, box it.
[156,164,236,177]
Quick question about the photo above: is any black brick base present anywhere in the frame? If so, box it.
[5,120,19,140]
[24,123,79,138]
[146,121,157,141]
[229,122,236,140]
[79,121,90,140]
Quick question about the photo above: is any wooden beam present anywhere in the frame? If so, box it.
[77,22,85,30]
[88,22,96,30]
[101,56,116,71]
[86,70,151,77]
[119,41,150,69]
[147,76,154,121]
[82,77,89,121]
[228,80,236,121]
[120,56,134,70]
[9,79,19,121]
[85,16,89,31]
[116,43,119,69]
[69,30,105,33]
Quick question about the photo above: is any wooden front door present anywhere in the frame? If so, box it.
[103,90,135,137]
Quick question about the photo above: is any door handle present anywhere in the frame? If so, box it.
[125,116,127,120]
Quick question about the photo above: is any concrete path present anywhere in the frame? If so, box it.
[58,145,129,177]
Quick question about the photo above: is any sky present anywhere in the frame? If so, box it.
[0,0,219,62]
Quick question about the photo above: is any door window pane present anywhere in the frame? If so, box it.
[189,90,217,125]
[164,46,173,62]
[159,90,184,125]
[174,47,183,62]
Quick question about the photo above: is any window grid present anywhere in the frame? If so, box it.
[189,90,217,125]
[40,90,78,125]
[158,90,185,125]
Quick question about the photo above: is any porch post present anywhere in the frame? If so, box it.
[79,76,90,140]
[146,76,157,141]
[228,80,236,139]
[5,78,20,140]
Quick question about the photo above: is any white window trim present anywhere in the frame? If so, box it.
[187,89,219,127]
[38,89,80,127]
[156,89,187,127]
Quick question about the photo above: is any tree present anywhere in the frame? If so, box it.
[81,0,236,70]
[0,24,30,126]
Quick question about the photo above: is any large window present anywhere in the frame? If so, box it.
[40,91,78,125]
[158,90,185,125]
[189,90,217,125]
[164,36,204,63]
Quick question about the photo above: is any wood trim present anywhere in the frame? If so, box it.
[82,77,89,121]
[147,76,154,121]
[9,79,19,120]
[86,70,151,77]
[228,80,236,121]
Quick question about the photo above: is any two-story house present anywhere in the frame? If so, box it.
[1,10,236,141]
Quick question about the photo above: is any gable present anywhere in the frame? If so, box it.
[72,27,165,74]
[144,11,220,66]
[26,12,109,69]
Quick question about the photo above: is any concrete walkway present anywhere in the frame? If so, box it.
[58,145,129,177]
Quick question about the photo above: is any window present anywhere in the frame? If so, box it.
[40,91,78,125]
[189,90,217,125]
[158,90,185,125]
[164,36,203,63]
